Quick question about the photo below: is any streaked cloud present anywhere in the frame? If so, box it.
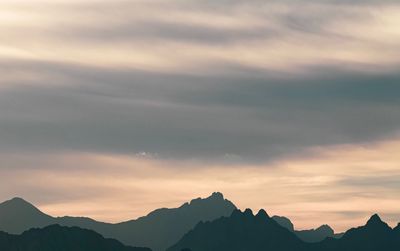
[0,0,399,230]
[1,60,399,161]
[1,138,400,231]
[1,0,400,72]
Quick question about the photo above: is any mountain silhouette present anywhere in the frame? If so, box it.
[0,224,150,251]
[394,223,400,234]
[296,224,337,242]
[0,192,236,251]
[5,195,398,251]
[316,214,400,251]
[272,215,294,231]
[0,198,54,233]
[167,208,308,251]
[168,210,400,251]
[272,215,341,242]
[394,222,400,246]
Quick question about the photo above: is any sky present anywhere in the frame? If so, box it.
[0,0,400,232]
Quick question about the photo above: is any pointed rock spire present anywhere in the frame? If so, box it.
[256,209,269,220]
[210,192,224,200]
[366,214,384,226]
[243,208,253,217]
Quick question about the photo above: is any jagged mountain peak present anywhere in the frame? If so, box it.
[256,209,269,219]
[210,192,224,199]
[230,208,258,216]
[228,208,272,222]
[148,192,235,215]
[243,208,254,216]
[368,213,381,221]
[366,214,383,225]
[0,194,237,251]
[166,206,305,251]
[189,192,226,205]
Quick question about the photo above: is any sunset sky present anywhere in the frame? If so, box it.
[1,0,400,232]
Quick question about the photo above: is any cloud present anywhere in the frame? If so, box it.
[0,0,400,230]
[1,59,400,162]
[2,0,400,71]
[338,175,400,189]
[1,138,400,231]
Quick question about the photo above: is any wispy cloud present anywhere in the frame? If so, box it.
[1,138,400,231]
[1,0,400,71]
[1,60,399,161]
[1,0,399,230]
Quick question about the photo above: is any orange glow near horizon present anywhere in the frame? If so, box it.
[1,137,400,232]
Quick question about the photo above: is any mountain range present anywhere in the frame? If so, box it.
[1,193,397,251]
[0,193,339,249]
[272,215,343,242]
[168,209,400,251]
[167,208,308,251]
[0,224,150,251]
[0,192,236,251]
[317,214,400,251]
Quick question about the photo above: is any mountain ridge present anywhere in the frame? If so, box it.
[0,197,54,233]
[0,193,237,251]
[4,194,395,251]
[272,215,342,242]
[316,213,399,251]
[0,224,150,251]
[167,208,308,251]
[168,210,400,251]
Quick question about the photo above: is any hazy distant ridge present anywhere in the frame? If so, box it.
[0,193,236,251]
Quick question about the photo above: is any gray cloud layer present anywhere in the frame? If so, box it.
[1,0,400,229]
[1,0,400,162]
[1,59,400,162]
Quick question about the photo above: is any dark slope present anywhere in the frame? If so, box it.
[110,192,237,251]
[0,198,54,233]
[317,214,399,251]
[167,209,308,251]
[394,223,400,246]
[394,223,400,234]
[0,192,236,251]
[168,212,400,251]
[296,224,335,242]
[271,215,294,231]
[272,215,339,242]
[0,224,150,251]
